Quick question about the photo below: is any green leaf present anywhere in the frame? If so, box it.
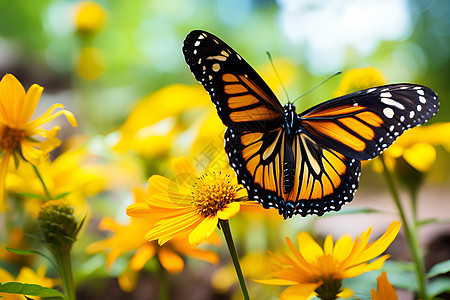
[54,192,71,200]
[427,278,450,298]
[428,259,450,278]
[6,248,57,270]
[416,218,450,227]
[327,207,386,216]
[0,282,64,298]
[16,193,46,200]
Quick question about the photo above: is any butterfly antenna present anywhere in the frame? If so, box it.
[266,51,290,103]
[292,71,342,105]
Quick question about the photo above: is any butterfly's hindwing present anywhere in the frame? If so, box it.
[300,84,440,160]
[225,126,361,218]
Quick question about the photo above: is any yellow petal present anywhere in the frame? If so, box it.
[343,255,390,278]
[217,202,240,220]
[279,283,320,300]
[172,156,198,186]
[158,246,185,274]
[332,234,352,261]
[146,209,201,245]
[371,271,399,300]
[0,151,10,210]
[130,245,156,271]
[126,203,152,218]
[0,74,26,127]
[20,141,45,166]
[323,235,334,255]
[118,267,138,293]
[20,83,43,126]
[253,278,300,286]
[297,232,324,264]
[26,104,77,129]
[338,287,354,298]
[403,142,436,172]
[355,221,400,265]
[188,215,218,245]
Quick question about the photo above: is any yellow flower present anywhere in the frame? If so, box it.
[126,156,253,245]
[74,1,107,33]
[6,147,104,217]
[256,221,401,300]
[76,47,105,80]
[113,84,210,158]
[371,272,399,300]
[0,74,77,207]
[334,67,386,97]
[371,122,450,173]
[0,265,56,300]
[87,187,219,292]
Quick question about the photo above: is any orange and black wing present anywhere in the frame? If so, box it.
[225,126,361,218]
[183,30,284,131]
[300,84,440,160]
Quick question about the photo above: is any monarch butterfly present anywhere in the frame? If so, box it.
[182,30,440,219]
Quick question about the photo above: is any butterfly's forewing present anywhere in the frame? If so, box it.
[300,84,440,160]
[183,30,284,130]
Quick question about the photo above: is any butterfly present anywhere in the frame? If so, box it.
[182,30,440,219]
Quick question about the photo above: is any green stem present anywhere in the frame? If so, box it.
[32,164,52,200]
[219,219,250,300]
[158,261,169,300]
[380,155,427,299]
[53,249,76,300]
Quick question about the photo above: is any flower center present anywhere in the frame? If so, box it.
[191,172,240,216]
[0,126,26,151]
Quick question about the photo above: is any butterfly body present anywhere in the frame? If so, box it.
[183,30,439,219]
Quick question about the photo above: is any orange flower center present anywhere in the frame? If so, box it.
[191,172,239,216]
[0,126,26,151]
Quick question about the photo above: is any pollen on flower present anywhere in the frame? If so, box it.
[191,172,240,217]
[0,126,26,151]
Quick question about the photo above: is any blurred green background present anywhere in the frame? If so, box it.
[1,0,448,133]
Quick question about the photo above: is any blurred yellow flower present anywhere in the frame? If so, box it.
[126,156,256,245]
[114,84,211,158]
[0,74,77,208]
[334,67,386,97]
[0,228,33,266]
[256,221,401,300]
[0,265,56,300]
[371,122,450,173]
[212,252,270,294]
[87,188,219,292]
[6,148,105,217]
[76,47,105,80]
[74,1,107,33]
[371,271,399,300]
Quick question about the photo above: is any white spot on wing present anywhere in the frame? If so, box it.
[419,96,426,104]
[383,107,395,118]
[381,98,405,110]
